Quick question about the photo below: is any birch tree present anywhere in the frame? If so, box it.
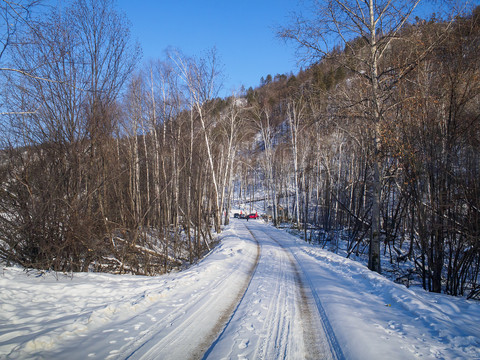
[249,95,279,225]
[170,49,223,233]
[218,97,244,225]
[286,94,307,228]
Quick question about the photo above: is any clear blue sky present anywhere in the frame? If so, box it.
[116,0,301,96]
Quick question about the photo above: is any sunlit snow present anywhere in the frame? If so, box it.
[1,219,479,359]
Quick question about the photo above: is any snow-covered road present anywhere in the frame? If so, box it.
[1,219,480,359]
[205,221,334,359]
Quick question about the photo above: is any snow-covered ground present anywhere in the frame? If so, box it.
[1,219,479,359]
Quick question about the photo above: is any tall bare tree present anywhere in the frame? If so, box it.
[170,48,224,233]
[280,0,438,273]
[218,96,245,225]
[248,93,279,225]
[286,93,308,228]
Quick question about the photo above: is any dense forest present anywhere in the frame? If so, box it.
[0,0,479,299]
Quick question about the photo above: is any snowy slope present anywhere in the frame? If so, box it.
[1,220,479,359]
[270,226,480,359]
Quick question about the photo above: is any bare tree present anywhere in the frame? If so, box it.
[218,96,246,225]
[0,0,139,272]
[286,93,308,228]
[170,48,224,233]
[248,93,279,225]
[280,0,439,273]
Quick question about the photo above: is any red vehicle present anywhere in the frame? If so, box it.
[247,212,258,219]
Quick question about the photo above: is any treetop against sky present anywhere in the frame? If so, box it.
[115,0,463,96]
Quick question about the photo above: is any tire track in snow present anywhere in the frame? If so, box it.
[250,224,333,360]
[249,226,293,359]
[255,225,346,360]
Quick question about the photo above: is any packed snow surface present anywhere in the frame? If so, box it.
[1,219,479,359]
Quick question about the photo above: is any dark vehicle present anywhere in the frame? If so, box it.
[234,213,240,218]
